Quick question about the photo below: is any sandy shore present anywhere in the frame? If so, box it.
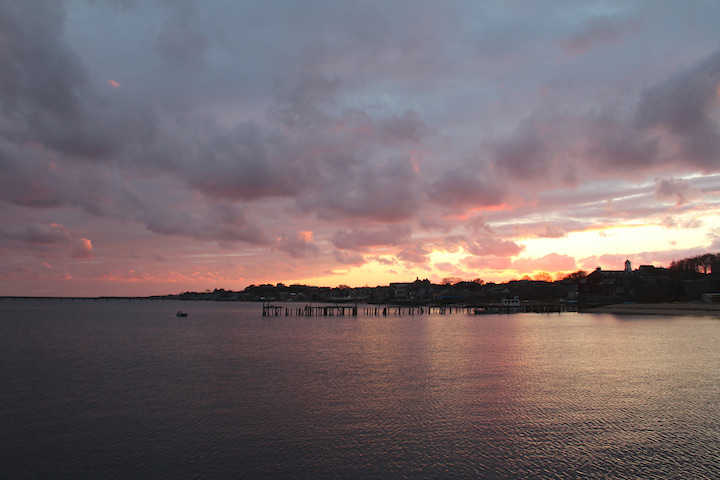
[584,302,720,317]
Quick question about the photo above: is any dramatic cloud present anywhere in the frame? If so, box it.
[2,0,720,295]
[487,46,720,188]
[634,49,720,169]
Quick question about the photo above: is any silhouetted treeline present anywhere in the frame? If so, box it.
[160,253,720,305]
[669,253,720,274]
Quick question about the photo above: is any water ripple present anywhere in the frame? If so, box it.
[2,301,719,479]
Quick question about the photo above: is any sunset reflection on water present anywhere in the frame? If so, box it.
[1,300,719,479]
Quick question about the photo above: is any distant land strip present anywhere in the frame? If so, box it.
[0,296,172,301]
[585,303,720,317]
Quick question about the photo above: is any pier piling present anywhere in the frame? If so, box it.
[262,302,575,317]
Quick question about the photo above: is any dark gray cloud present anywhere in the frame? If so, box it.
[559,15,642,55]
[332,225,412,250]
[275,231,319,259]
[0,222,93,259]
[0,1,155,161]
[3,223,72,245]
[0,139,130,212]
[182,121,308,200]
[137,201,270,246]
[155,20,208,70]
[492,123,553,182]
[487,45,720,191]
[0,1,84,121]
[634,49,720,170]
[301,157,423,222]
[425,163,505,208]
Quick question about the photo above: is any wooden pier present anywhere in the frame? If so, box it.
[262,303,469,317]
[263,303,360,317]
[262,302,576,317]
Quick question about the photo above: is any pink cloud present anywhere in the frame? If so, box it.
[579,254,633,271]
[466,237,525,257]
[71,238,94,259]
[396,244,430,264]
[434,262,456,272]
[511,253,577,273]
[332,250,365,266]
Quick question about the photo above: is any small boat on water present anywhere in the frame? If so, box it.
[473,308,490,315]
[176,311,188,317]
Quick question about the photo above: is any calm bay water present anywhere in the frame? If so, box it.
[1,299,719,479]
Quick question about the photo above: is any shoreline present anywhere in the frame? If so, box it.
[584,302,720,317]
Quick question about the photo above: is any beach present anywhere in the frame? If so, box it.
[585,302,720,317]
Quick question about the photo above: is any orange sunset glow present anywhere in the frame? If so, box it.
[1,2,720,297]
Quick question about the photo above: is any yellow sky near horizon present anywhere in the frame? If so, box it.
[290,217,717,288]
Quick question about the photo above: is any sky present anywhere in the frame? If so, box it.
[2,0,720,297]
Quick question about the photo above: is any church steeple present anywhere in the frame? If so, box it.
[625,259,632,272]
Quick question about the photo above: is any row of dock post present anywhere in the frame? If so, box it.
[261,303,575,317]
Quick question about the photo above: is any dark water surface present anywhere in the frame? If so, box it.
[2,299,719,479]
